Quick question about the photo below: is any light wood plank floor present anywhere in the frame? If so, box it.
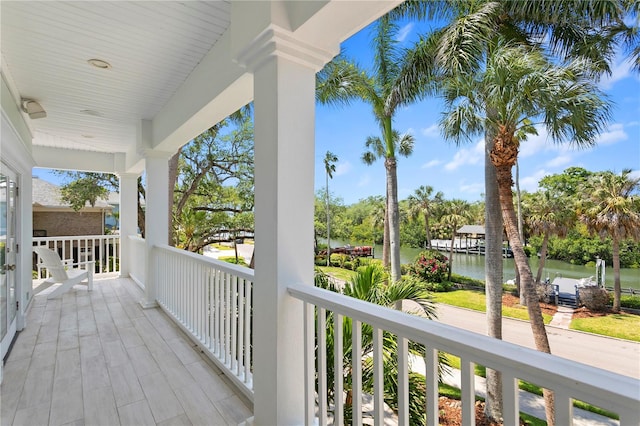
[1,277,253,426]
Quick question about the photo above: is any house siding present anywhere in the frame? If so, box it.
[33,211,103,236]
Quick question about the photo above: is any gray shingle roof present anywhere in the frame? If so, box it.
[32,177,111,209]
[457,225,485,235]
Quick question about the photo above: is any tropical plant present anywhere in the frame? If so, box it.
[441,199,472,281]
[439,40,611,424]
[316,15,422,287]
[394,2,627,420]
[524,189,576,286]
[324,151,339,266]
[314,265,444,425]
[407,185,443,250]
[579,170,640,312]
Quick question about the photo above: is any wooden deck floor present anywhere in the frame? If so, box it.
[1,277,252,426]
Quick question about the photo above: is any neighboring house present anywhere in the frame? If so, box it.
[32,177,112,237]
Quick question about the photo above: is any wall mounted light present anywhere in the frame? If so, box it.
[21,99,47,119]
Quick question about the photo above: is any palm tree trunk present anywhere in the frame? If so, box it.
[386,157,401,284]
[483,135,503,421]
[448,228,455,281]
[612,237,621,313]
[424,212,432,249]
[495,163,555,426]
[535,233,550,285]
[383,189,390,269]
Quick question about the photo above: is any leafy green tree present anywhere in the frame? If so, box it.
[172,114,254,252]
[316,15,421,287]
[580,170,640,312]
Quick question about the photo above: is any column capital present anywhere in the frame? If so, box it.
[235,25,338,72]
[142,149,175,161]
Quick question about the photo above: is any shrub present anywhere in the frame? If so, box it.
[579,287,610,312]
[621,295,640,310]
[408,250,449,283]
[425,281,453,292]
[343,261,353,270]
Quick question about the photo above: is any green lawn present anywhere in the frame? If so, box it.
[317,266,357,282]
[432,290,553,324]
[571,313,640,342]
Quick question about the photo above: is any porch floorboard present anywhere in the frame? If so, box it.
[2,277,252,426]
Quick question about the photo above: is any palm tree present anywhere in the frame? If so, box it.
[441,199,471,281]
[315,265,442,425]
[391,2,626,422]
[524,190,575,286]
[316,16,422,286]
[407,185,443,249]
[324,151,339,266]
[361,131,415,274]
[440,40,611,424]
[579,170,640,312]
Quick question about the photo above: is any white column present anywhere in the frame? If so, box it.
[117,173,138,278]
[239,27,336,425]
[140,152,170,308]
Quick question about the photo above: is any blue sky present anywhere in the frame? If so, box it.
[314,20,640,205]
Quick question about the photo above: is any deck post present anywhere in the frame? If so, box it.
[238,26,336,425]
[117,172,138,278]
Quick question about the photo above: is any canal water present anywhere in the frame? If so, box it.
[327,239,640,291]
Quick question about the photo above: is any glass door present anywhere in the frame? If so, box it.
[0,165,17,360]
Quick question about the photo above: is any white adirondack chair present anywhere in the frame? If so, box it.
[33,247,94,299]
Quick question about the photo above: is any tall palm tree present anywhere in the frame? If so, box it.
[324,151,339,266]
[391,2,626,422]
[407,185,443,249]
[441,199,471,281]
[316,16,422,286]
[361,131,415,274]
[580,170,640,312]
[524,190,575,286]
[440,40,611,424]
[315,265,441,425]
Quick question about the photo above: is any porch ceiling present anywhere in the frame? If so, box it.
[1,0,403,175]
[1,1,231,170]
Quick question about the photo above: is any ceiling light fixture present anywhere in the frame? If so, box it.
[21,99,47,119]
[87,58,112,69]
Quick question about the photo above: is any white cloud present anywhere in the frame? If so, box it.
[520,169,548,193]
[599,58,633,90]
[519,126,550,158]
[357,174,371,188]
[627,121,640,127]
[445,139,484,171]
[422,159,442,169]
[421,123,440,138]
[459,182,484,195]
[396,23,414,43]
[334,161,352,177]
[595,123,627,146]
[546,155,573,168]
[629,170,640,181]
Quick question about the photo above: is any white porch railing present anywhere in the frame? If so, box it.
[128,235,146,289]
[154,244,254,400]
[33,235,120,278]
[289,284,639,426]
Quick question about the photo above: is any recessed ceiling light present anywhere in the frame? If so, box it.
[87,58,111,69]
[80,109,102,117]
